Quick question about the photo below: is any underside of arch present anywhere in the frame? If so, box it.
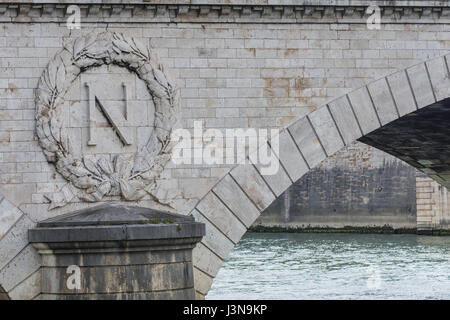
[191,53,450,299]
[360,97,450,189]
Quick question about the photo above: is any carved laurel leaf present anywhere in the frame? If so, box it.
[138,169,158,183]
[83,156,102,177]
[122,160,134,179]
[71,175,96,189]
[42,121,56,145]
[115,155,133,179]
[73,37,86,57]
[49,117,61,143]
[47,60,59,91]
[41,75,52,100]
[86,42,110,59]
[55,62,66,93]
[119,179,147,201]
[67,164,91,178]
[153,68,169,89]
[113,38,133,54]
[37,88,51,107]
[97,181,112,197]
[144,79,167,98]
[131,39,149,60]
[35,123,46,140]
[97,157,113,177]
[80,180,111,202]
[119,179,135,199]
[84,32,97,49]
[60,130,70,155]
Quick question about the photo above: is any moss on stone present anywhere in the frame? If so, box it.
[248,225,425,235]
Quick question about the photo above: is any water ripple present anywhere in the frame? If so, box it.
[207,233,450,300]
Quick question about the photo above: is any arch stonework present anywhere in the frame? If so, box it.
[190,53,450,298]
[0,192,39,300]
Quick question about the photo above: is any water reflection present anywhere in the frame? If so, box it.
[207,233,450,300]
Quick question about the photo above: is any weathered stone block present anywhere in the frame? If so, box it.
[386,70,417,116]
[196,192,247,243]
[308,105,345,156]
[273,130,309,183]
[212,174,260,228]
[426,56,450,102]
[347,86,380,135]
[192,242,223,278]
[229,164,276,212]
[8,269,40,300]
[417,204,432,210]
[0,197,23,241]
[0,244,41,292]
[191,209,235,260]
[288,117,326,168]
[41,263,193,294]
[193,266,214,297]
[0,214,35,271]
[367,78,399,125]
[39,289,194,300]
[417,198,433,205]
[327,96,362,145]
[254,157,292,197]
[407,63,436,109]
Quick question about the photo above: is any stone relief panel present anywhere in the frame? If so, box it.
[35,32,179,209]
[63,65,155,156]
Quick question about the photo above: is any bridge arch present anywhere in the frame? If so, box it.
[191,53,450,299]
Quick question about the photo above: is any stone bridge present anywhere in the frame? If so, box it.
[0,0,450,299]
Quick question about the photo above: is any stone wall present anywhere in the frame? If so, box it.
[2,15,449,217]
[0,1,450,299]
[255,141,417,230]
[416,173,450,232]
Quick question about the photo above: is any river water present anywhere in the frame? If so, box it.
[206,232,450,300]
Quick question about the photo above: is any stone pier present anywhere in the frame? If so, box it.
[416,174,450,234]
[28,204,205,300]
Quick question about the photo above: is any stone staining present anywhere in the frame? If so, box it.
[35,32,179,209]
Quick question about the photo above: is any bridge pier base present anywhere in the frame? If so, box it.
[416,174,450,235]
[28,204,205,300]
[0,285,8,300]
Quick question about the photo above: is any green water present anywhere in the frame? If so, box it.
[206,232,450,300]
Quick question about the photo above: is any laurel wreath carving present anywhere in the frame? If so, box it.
[35,32,179,207]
